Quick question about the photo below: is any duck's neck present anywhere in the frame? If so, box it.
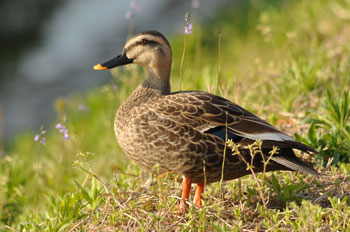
[118,67,171,114]
[117,65,170,117]
[142,66,171,95]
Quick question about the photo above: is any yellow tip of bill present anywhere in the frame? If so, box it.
[93,64,108,70]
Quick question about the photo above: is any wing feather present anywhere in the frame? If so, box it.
[154,91,318,154]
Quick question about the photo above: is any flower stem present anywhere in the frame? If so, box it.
[179,35,187,90]
[34,144,42,215]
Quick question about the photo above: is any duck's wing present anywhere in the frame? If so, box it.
[149,91,319,176]
[158,91,318,154]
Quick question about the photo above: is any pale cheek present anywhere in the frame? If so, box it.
[134,57,150,66]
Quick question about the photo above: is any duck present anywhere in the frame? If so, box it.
[93,30,319,211]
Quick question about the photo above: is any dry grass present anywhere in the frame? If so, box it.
[67,161,350,231]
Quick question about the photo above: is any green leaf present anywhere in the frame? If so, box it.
[73,179,92,205]
[271,174,281,194]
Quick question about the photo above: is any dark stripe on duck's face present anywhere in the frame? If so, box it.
[125,39,161,52]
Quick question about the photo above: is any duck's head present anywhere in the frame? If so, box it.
[94,31,172,88]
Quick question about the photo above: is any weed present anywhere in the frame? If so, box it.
[300,90,350,165]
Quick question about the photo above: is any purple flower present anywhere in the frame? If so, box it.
[63,133,71,140]
[192,0,200,9]
[125,0,140,20]
[59,128,67,134]
[56,123,71,140]
[184,23,192,35]
[130,1,140,12]
[34,135,40,142]
[56,123,63,129]
[185,12,189,23]
[78,104,87,111]
[40,137,46,145]
[184,12,192,35]
[124,11,132,20]
[34,126,46,145]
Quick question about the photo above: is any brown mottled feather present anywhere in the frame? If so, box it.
[115,88,319,183]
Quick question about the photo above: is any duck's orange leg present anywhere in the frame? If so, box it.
[181,177,192,200]
[193,183,204,207]
[175,177,192,213]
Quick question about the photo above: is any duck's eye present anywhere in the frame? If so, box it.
[140,39,147,45]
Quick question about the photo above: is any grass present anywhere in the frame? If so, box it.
[1,0,350,230]
[297,90,350,165]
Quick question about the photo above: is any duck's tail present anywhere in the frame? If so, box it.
[270,149,320,176]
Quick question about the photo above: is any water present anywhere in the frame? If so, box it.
[0,0,230,142]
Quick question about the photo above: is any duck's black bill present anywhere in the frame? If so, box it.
[93,53,133,70]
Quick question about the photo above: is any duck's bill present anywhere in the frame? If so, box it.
[93,53,133,70]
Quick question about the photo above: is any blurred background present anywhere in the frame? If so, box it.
[0,0,230,143]
[1,0,350,229]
